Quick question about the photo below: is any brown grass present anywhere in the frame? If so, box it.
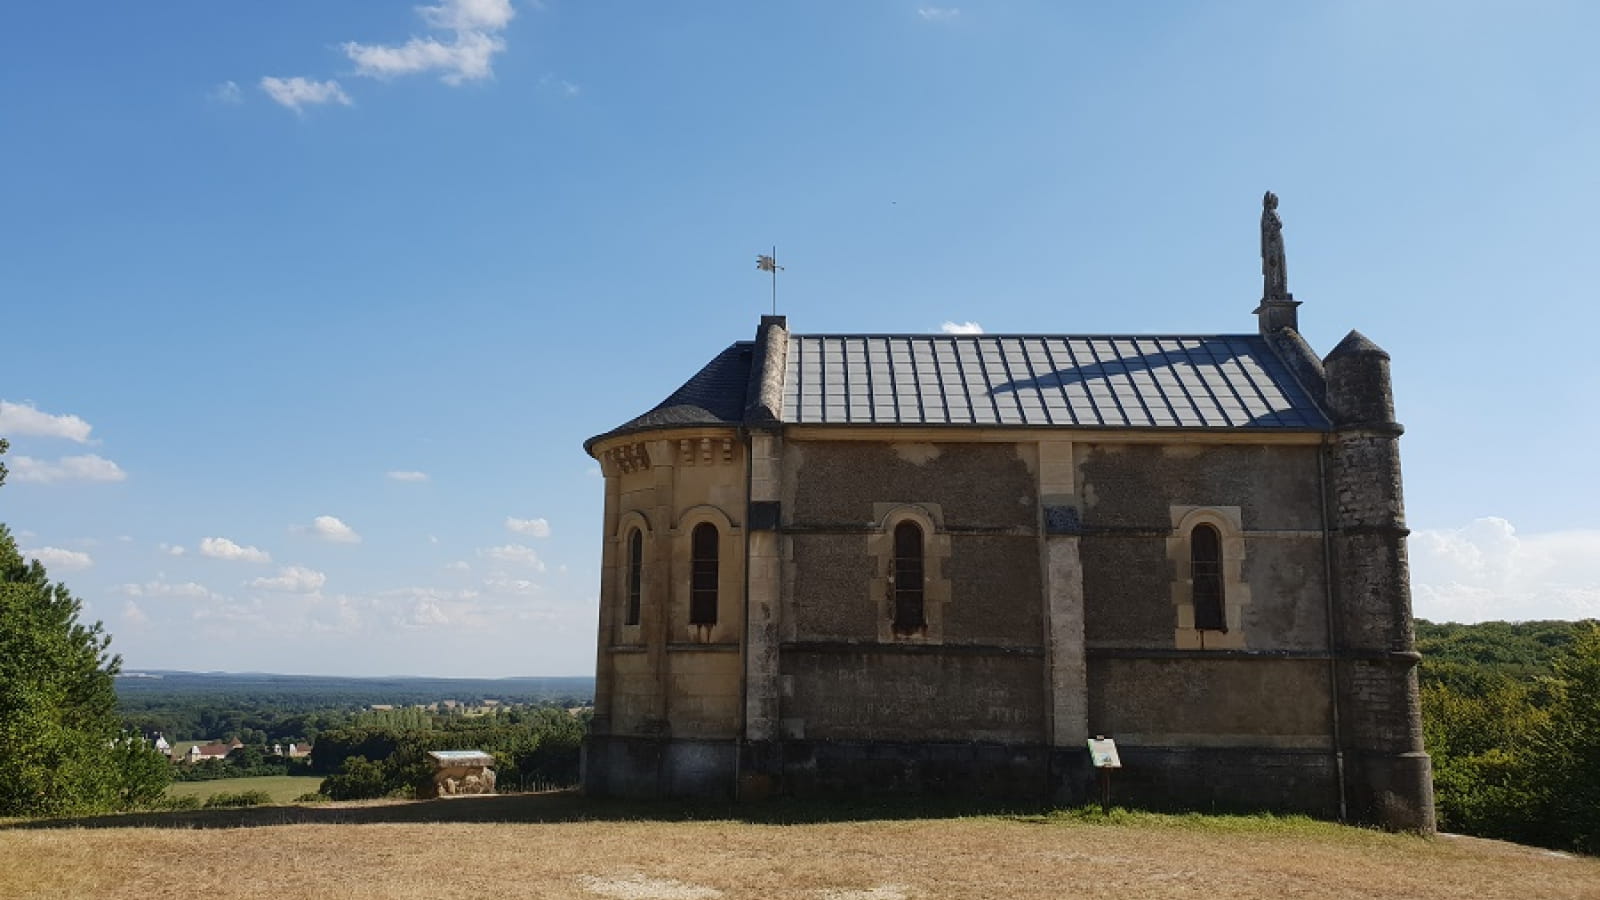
[1,794,1594,900]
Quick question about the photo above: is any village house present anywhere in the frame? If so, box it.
[580,195,1435,831]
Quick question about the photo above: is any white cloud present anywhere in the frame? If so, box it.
[918,7,961,22]
[419,0,516,32]
[116,535,134,543]
[505,516,551,537]
[940,321,984,335]
[296,515,362,544]
[21,547,93,571]
[260,76,352,112]
[0,401,93,442]
[539,73,580,97]
[199,536,271,563]
[343,0,517,85]
[210,80,243,104]
[160,543,186,557]
[387,470,429,482]
[477,543,545,570]
[1410,517,1600,622]
[445,560,471,572]
[119,580,214,599]
[249,565,328,593]
[345,31,504,85]
[483,575,541,595]
[11,454,126,484]
[122,600,149,626]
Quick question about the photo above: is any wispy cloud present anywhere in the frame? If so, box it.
[119,579,215,599]
[477,543,545,570]
[199,536,271,563]
[249,565,328,593]
[344,0,517,85]
[1410,517,1600,622]
[918,7,961,22]
[11,454,126,484]
[0,400,94,442]
[294,515,362,544]
[22,547,94,571]
[539,73,580,97]
[160,542,186,557]
[210,80,243,104]
[386,470,430,482]
[940,321,984,334]
[505,516,551,537]
[260,76,352,113]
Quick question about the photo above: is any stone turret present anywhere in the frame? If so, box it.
[1322,330,1435,832]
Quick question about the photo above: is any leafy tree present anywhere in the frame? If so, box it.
[0,442,170,816]
[320,756,389,800]
[1525,624,1600,853]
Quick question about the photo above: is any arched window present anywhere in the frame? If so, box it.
[624,528,643,626]
[891,521,926,633]
[1191,523,1226,631]
[690,523,719,625]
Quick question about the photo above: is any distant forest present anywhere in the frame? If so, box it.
[1416,617,1599,853]
[116,671,594,746]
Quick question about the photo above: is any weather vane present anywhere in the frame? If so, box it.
[755,246,783,315]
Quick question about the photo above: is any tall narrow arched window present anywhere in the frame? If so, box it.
[1191,523,1226,631]
[624,528,643,626]
[690,523,719,625]
[891,521,926,633]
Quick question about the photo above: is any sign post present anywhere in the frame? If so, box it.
[1086,736,1121,813]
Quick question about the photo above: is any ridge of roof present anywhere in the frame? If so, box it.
[790,331,1268,340]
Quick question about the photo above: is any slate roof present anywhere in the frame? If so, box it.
[589,333,1328,448]
[784,334,1327,429]
[586,342,754,448]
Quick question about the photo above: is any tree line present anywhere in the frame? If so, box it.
[1417,618,1600,854]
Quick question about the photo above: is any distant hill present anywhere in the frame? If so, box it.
[115,670,594,708]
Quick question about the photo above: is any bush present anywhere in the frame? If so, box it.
[144,794,202,812]
[294,792,328,803]
[320,756,389,801]
[202,790,272,809]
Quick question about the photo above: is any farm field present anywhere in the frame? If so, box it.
[1,795,1594,900]
[165,776,324,804]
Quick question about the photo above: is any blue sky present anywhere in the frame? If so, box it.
[2,1,1596,676]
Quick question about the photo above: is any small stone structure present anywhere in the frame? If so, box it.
[422,750,497,798]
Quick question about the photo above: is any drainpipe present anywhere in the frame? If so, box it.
[1317,440,1348,823]
[735,426,754,801]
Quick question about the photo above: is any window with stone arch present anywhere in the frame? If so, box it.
[891,520,926,634]
[689,522,719,625]
[625,528,643,627]
[1190,523,1226,631]
[1168,505,1248,650]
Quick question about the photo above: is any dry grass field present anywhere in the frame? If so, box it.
[163,775,324,804]
[1,794,1594,900]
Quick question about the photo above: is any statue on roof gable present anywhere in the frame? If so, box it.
[1261,191,1290,301]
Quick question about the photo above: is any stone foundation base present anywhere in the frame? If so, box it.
[583,736,1430,830]
[583,735,737,800]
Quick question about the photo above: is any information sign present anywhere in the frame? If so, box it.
[1087,737,1121,769]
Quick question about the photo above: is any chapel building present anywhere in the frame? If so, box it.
[581,195,1435,831]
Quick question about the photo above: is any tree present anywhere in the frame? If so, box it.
[1527,624,1600,853]
[0,442,169,816]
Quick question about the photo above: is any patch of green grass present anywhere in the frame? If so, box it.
[165,775,323,805]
